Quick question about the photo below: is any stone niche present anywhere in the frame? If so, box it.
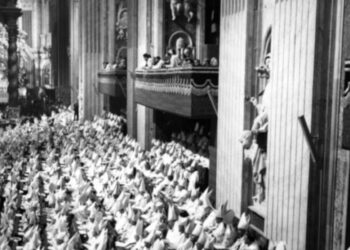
[164,0,197,57]
[115,0,127,64]
[163,0,220,65]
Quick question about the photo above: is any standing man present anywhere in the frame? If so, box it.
[73,101,79,120]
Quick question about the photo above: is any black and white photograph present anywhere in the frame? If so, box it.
[0,0,347,249]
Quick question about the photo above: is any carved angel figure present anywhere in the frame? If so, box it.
[183,0,195,22]
[170,0,196,22]
[170,0,182,21]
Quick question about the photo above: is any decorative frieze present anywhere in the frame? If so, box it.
[135,67,218,96]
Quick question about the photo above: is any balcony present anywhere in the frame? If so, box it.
[135,67,218,118]
[98,69,127,97]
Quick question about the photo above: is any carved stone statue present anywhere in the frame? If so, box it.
[170,0,182,21]
[251,54,271,206]
[116,2,128,40]
[251,53,271,133]
[183,0,195,22]
[241,53,271,207]
[170,0,196,22]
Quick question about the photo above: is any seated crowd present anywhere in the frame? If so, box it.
[0,108,266,250]
[168,123,210,158]
[103,58,127,72]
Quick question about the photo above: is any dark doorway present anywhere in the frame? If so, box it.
[109,96,126,116]
[154,110,216,157]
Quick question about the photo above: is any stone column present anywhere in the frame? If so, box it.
[41,0,50,81]
[92,0,96,55]
[32,0,42,86]
[91,0,96,117]
[78,0,86,120]
[94,0,101,116]
[6,11,21,107]
[73,0,79,102]
[100,0,108,64]
[136,0,154,149]
[100,0,109,112]
[127,0,138,137]
[86,0,91,119]
[108,0,116,63]
[144,0,164,147]
[153,0,164,57]
[32,0,39,49]
[196,0,205,61]
[41,0,49,34]
[69,0,73,102]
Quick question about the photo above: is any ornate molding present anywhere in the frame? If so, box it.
[116,1,127,40]
[135,79,218,97]
[135,67,218,97]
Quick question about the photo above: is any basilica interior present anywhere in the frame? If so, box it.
[0,0,349,250]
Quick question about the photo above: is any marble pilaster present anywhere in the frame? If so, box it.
[127,0,137,137]
[152,0,164,57]
[108,0,116,63]
[70,0,80,104]
[87,0,92,119]
[41,0,49,34]
[78,0,86,119]
[32,0,41,86]
[6,13,21,106]
[196,0,205,61]
[100,0,108,64]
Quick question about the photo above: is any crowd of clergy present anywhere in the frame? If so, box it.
[0,108,268,250]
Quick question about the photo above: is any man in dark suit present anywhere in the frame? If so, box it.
[73,102,79,120]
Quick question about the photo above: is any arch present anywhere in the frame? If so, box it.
[117,7,128,29]
[116,46,127,61]
[167,30,193,51]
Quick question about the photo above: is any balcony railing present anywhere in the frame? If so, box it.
[98,69,127,97]
[135,67,218,118]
